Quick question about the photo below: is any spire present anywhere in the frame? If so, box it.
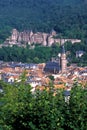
[61,45,65,54]
[61,44,67,73]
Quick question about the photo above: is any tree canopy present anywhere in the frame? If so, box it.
[0,79,87,130]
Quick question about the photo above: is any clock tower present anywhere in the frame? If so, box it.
[61,45,67,73]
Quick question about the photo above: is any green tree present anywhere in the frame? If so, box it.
[0,80,87,130]
[48,75,54,81]
[0,80,65,130]
[66,83,87,130]
[0,81,33,130]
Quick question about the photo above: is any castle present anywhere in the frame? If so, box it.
[4,29,57,47]
[4,29,81,47]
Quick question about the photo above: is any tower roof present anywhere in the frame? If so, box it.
[61,45,65,54]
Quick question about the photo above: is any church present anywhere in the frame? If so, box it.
[44,45,67,74]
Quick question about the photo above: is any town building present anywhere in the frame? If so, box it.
[44,44,67,74]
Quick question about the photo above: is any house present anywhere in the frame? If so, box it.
[76,50,84,58]
[63,86,71,103]
[1,73,19,83]
[27,76,42,92]
[79,70,87,76]
[64,90,70,103]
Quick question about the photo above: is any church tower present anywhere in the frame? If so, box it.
[61,45,67,73]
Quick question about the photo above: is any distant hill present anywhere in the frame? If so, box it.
[0,0,87,42]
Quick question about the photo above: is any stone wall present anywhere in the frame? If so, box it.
[4,29,81,46]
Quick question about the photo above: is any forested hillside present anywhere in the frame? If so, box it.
[0,0,87,43]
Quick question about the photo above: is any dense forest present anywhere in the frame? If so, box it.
[0,44,60,63]
[0,0,87,43]
[0,78,87,130]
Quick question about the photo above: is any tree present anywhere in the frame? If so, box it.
[48,75,54,81]
[0,80,65,130]
[67,83,87,130]
[0,81,87,130]
[0,80,33,130]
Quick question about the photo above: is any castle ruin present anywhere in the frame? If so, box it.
[4,29,81,47]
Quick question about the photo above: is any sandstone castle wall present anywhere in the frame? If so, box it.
[4,29,81,47]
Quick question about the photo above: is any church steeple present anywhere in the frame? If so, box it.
[62,45,65,54]
[61,45,67,73]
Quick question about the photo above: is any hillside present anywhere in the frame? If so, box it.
[0,0,87,42]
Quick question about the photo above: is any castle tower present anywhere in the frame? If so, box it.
[61,45,67,73]
[11,29,18,42]
[47,35,55,46]
[42,33,48,46]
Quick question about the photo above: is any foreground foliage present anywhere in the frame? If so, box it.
[0,80,87,130]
